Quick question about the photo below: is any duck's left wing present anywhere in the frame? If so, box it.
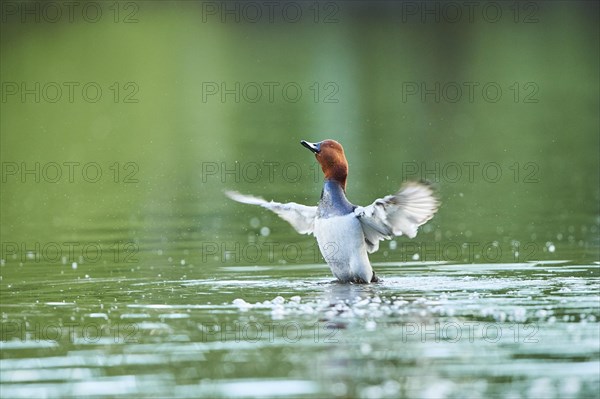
[354,181,439,253]
[225,191,317,235]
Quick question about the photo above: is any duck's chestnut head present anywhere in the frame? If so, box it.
[301,139,348,191]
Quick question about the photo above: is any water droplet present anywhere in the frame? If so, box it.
[365,320,377,331]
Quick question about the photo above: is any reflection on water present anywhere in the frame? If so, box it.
[1,263,598,398]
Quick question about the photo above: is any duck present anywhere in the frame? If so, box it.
[225,139,440,284]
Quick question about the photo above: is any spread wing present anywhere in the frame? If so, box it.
[354,181,440,253]
[225,191,317,235]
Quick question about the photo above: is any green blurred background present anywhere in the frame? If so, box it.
[1,1,599,266]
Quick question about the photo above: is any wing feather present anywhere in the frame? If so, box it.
[225,191,317,235]
[354,181,440,253]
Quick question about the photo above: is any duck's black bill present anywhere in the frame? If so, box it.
[301,140,321,154]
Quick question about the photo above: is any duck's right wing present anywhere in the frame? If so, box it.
[225,191,317,235]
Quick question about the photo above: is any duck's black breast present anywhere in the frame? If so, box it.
[318,180,356,218]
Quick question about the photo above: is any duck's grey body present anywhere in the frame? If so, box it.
[314,180,375,283]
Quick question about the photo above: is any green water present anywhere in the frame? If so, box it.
[1,1,599,398]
